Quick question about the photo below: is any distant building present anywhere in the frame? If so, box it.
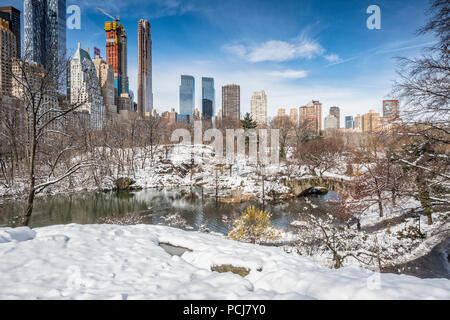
[330,106,340,129]
[11,58,59,130]
[289,108,298,126]
[202,77,215,120]
[69,43,106,130]
[193,107,200,121]
[345,116,354,129]
[222,84,240,120]
[299,100,322,133]
[383,100,399,119]
[92,55,117,118]
[324,114,338,130]
[361,110,380,133]
[0,18,16,96]
[250,90,267,124]
[277,108,286,117]
[0,6,20,58]
[137,19,153,117]
[179,75,195,121]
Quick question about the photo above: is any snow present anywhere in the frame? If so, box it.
[0,224,448,300]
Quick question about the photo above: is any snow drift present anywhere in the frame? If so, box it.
[0,224,448,300]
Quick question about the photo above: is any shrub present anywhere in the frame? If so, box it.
[228,206,280,244]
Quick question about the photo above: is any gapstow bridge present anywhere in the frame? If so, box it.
[280,176,355,197]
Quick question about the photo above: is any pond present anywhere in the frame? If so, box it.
[0,188,340,233]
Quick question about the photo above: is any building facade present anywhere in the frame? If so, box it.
[202,77,215,120]
[289,108,298,126]
[345,116,354,129]
[69,43,106,130]
[250,90,267,125]
[222,84,240,120]
[382,100,399,119]
[92,55,117,118]
[361,110,380,133]
[354,114,362,131]
[179,75,195,121]
[24,0,66,69]
[105,20,128,97]
[0,6,20,58]
[324,114,338,130]
[299,100,322,133]
[0,18,16,97]
[329,106,340,129]
[137,19,153,117]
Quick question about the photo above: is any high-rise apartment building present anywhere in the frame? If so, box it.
[69,43,106,130]
[24,0,66,68]
[324,114,338,130]
[222,84,240,120]
[330,106,340,129]
[0,6,20,58]
[202,77,215,120]
[0,18,16,96]
[382,100,399,119]
[138,19,153,117]
[361,110,380,133]
[354,114,362,131]
[299,100,322,133]
[277,108,286,117]
[345,116,354,129]
[105,20,128,97]
[179,75,195,122]
[289,108,298,126]
[92,55,117,117]
[250,90,267,124]
[11,58,60,130]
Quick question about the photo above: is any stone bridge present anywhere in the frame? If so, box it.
[281,176,354,197]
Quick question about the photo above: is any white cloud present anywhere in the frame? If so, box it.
[324,54,341,64]
[224,38,324,63]
[268,69,308,79]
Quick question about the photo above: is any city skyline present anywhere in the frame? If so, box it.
[6,0,435,121]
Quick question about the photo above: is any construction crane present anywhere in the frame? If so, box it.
[97,8,120,23]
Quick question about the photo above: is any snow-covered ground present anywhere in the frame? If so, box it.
[0,224,449,300]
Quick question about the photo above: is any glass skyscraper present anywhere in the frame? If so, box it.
[202,77,215,120]
[179,75,195,122]
[345,116,354,129]
[24,0,66,69]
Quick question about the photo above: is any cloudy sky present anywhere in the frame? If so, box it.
[9,0,435,124]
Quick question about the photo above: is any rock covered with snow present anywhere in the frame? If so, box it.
[0,224,448,300]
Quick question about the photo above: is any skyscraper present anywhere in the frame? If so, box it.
[0,6,20,58]
[362,110,380,133]
[69,43,106,130]
[138,19,153,117]
[222,84,240,121]
[330,106,340,129]
[299,101,322,133]
[202,77,215,120]
[105,20,128,97]
[24,0,66,69]
[250,90,267,124]
[179,75,195,121]
[345,116,354,129]
[0,18,16,96]
[324,114,338,130]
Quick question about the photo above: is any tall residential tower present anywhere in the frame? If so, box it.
[202,77,215,120]
[250,90,267,125]
[222,84,240,121]
[137,19,153,117]
[179,75,195,122]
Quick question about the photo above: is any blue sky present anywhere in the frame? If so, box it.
[8,0,435,123]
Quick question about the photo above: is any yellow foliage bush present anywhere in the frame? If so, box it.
[228,206,280,244]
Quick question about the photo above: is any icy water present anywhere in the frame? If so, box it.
[0,188,339,232]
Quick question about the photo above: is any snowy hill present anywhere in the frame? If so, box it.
[0,224,449,300]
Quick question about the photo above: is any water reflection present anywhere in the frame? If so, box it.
[0,188,340,234]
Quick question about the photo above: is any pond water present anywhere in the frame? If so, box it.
[0,188,340,233]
